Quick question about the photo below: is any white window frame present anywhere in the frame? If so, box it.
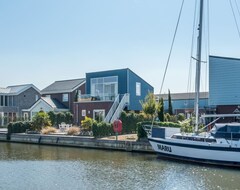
[82,109,86,117]
[62,93,69,102]
[90,76,118,100]
[136,82,141,96]
[35,95,39,101]
[93,109,105,122]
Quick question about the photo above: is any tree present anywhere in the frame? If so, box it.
[140,92,156,120]
[32,110,51,131]
[65,112,73,124]
[168,89,173,115]
[56,112,65,125]
[157,97,164,122]
[48,111,56,126]
[75,90,79,102]
[177,113,185,121]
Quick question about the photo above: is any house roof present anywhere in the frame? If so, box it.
[210,55,240,61]
[41,97,68,109]
[41,78,86,94]
[156,92,209,101]
[0,84,40,95]
[23,97,68,112]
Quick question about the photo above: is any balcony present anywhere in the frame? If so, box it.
[77,94,117,102]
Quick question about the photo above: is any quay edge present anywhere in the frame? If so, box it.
[0,133,154,154]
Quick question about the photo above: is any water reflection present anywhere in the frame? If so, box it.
[0,142,239,190]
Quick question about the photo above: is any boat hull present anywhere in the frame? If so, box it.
[148,137,240,167]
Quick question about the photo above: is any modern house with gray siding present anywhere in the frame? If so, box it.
[74,68,154,124]
[0,84,41,126]
[156,92,209,117]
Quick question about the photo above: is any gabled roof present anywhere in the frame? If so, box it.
[41,97,68,109]
[24,97,68,112]
[41,78,86,94]
[156,92,209,101]
[0,84,40,95]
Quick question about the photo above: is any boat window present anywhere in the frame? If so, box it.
[217,126,227,132]
[227,126,240,133]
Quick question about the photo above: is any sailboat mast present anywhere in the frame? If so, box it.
[194,0,204,133]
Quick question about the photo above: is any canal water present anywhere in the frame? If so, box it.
[0,143,239,190]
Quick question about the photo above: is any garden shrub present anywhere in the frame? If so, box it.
[41,127,57,134]
[81,116,93,131]
[7,121,34,134]
[47,111,73,126]
[32,111,51,131]
[119,111,147,134]
[92,121,114,138]
[67,127,80,135]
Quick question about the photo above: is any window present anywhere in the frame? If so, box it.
[62,94,69,102]
[9,96,13,106]
[90,76,118,100]
[35,95,39,101]
[0,96,2,106]
[78,90,81,99]
[136,82,141,96]
[24,113,29,121]
[82,110,86,117]
[93,110,105,122]
[5,96,8,106]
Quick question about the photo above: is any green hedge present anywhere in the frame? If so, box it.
[136,121,182,140]
[47,111,73,126]
[92,122,114,138]
[8,121,34,134]
[119,111,146,134]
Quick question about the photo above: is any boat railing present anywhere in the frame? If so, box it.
[172,134,217,143]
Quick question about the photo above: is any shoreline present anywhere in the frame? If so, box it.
[0,133,155,154]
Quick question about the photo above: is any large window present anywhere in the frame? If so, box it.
[91,76,118,100]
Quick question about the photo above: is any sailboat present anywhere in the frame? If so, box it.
[148,0,240,167]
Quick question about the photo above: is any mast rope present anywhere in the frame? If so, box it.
[229,0,240,40]
[159,0,185,95]
[187,0,198,100]
[149,0,185,130]
[234,0,240,20]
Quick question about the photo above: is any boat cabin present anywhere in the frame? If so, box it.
[210,123,240,139]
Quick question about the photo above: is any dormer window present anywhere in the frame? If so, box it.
[62,94,69,102]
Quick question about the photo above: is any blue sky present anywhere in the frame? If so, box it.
[0,0,239,93]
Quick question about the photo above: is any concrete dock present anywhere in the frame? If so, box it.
[0,133,154,153]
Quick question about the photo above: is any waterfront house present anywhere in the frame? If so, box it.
[41,78,86,114]
[0,84,41,126]
[74,68,154,125]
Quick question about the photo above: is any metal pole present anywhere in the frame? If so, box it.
[194,0,204,133]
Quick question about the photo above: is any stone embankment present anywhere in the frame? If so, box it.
[0,133,154,153]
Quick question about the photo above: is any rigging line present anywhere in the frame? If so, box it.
[234,0,240,18]
[187,0,198,101]
[202,0,209,95]
[159,0,185,95]
[229,0,240,39]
